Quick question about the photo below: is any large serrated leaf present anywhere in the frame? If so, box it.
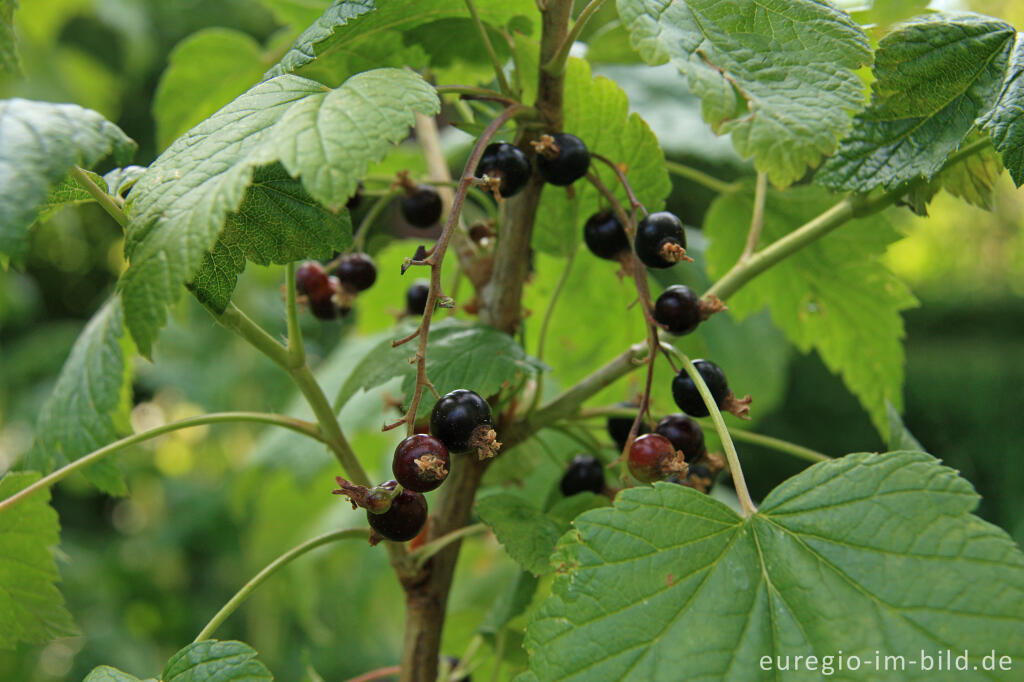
[22,296,135,496]
[615,0,871,187]
[525,452,1024,680]
[0,98,136,258]
[979,32,1024,186]
[120,69,438,355]
[163,640,273,681]
[704,183,916,438]
[818,14,1015,192]
[0,472,77,649]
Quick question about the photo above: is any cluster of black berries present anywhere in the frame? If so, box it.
[295,253,377,320]
[359,389,498,543]
[626,414,724,493]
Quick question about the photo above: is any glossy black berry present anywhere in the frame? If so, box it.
[335,252,377,292]
[346,180,364,210]
[560,454,605,496]
[672,360,729,417]
[635,211,686,269]
[583,211,630,261]
[430,389,492,453]
[366,483,427,542]
[655,414,706,459]
[536,133,590,186]
[607,403,650,450]
[406,280,430,316]
[295,261,331,300]
[654,285,701,335]
[476,142,531,197]
[401,184,443,228]
[393,434,450,493]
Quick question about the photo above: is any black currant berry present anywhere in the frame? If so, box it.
[672,360,729,417]
[476,142,532,197]
[628,433,683,483]
[430,389,493,453]
[536,133,590,186]
[560,454,605,496]
[606,403,650,450]
[583,211,630,261]
[635,212,686,269]
[401,184,443,228]
[308,295,339,320]
[655,414,706,460]
[654,285,701,335]
[393,434,450,493]
[336,252,377,292]
[295,261,331,300]
[406,280,430,316]
[366,483,428,542]
[346,180,364,210]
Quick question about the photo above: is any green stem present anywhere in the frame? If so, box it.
[463,0,514,95]
[0,412,323,514]
[541,0,608,76]
[408,523,489,570]
[726,427,830,464]
[219,303,291,368]
[284,262,305,369]
[529,244,577,414]
[352,192,395,253]
[194,528,369,643]
[436,84,519,106]
[664,160,739,195]
[70,166,128,228]
[741,171,768,261]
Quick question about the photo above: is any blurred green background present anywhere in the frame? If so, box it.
[1,0,1022,679]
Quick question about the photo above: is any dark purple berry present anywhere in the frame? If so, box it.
[366,483,428,542]
[635,212,686,269]
[560,454,605,496]
[346,180,364,210]
[401,184,443,228]
[583,210,630,261]
[308,295,339,320]
[476,142,531,197]
[536,133,590,186]
[607,402,650,450]
[654,285,701,335]
[296,261,331,300]
[672,360,729,417]
[655,414,706,460]
[393,434,450,493]
[406,280,430,316]
[628,433,676,483]
[336,252,377,292]
[430,389,492,453]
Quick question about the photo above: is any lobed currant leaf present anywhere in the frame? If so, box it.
[162,640,273,682]
[978,32,1024,187]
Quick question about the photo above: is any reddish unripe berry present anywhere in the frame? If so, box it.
[628,433,677,483]
[296,261,331,300]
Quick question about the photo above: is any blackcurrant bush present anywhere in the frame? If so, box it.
[628,433,679,483]
[295,261,331,300]
[583,210,630,261]
[335,252,377,292]
[346,180,364,210]
[654,285,701,334]
[476,142,531,197]
[366,483,428,542]
[406,280,430,316]
[430,389,493,453]
[606,402,650,450]
[536,133,590,186]
[401,184,443,228]
[635,211,686,269]
[655,414,706,460]
[672,359,729,417]
[560,454,605,496]
[393,434,450,493]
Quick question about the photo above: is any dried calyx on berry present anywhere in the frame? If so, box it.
[476,142,532,198]
[655,413,706,460]
[627,433,687,483]
[672,359,752,419]
[336,252,377,293]
[668,452,725,494]
[333,477,399,514]
[635,212,690,269]
[606,402,651,451]
[406,280,430,316]
[393,434,450,493]
[400,183,443,228]
[583,210,630,261]
[560,454,605,496]
[365,482,428,543]
[430,389,501,459]
[533,132,590,186]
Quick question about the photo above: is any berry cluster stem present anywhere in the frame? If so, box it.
[284,261,305,369]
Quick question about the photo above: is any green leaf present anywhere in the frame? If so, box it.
[163,640,273,681]
[525,452,1024,680]
[190,164,352,313]
[337,318,545,420]
[979,33,1024,186]
[615,0,871,187]
[0,98,136,259]
[153,28,268,152]
[1,0,19,75]
[887,401,926,453]
[37,166,146,223]
[903,137,1003,214]
[0,472,77,649]
[23,296,135,495]
[818,14,1015,192]
[704,183,917,438]
[266,0,536,79]
[120,69,438,355]
[83,666,149,682]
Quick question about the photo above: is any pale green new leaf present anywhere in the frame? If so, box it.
[0,98,136,258]
[615,0,871,186]
[979,32,1024,186]
[121,69,438,355]
[819,14,1015,191]
[525,452,1024,680]
[37,166,146,223]
[704,184,917,437]
[1,0,19,74]
[163,640,272,681]
[0,472,77,649]
[83,666,149,682]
